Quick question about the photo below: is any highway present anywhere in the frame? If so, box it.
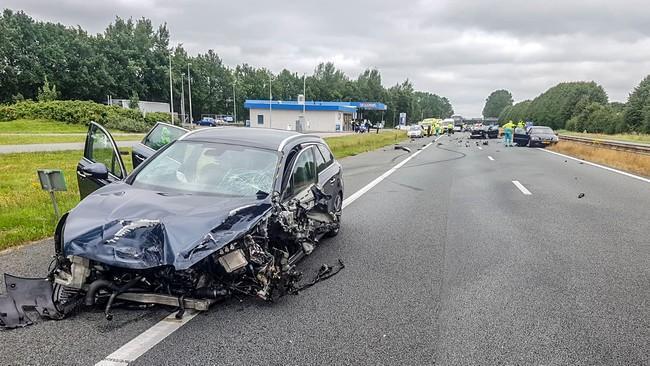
[1,133,648,365]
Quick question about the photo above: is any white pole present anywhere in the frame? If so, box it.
[180,74,185,124]
[187,63,193,124]
[233,81,236,123]
[303,73,306,116]
[269,74,272,129]
[169,53,174,125]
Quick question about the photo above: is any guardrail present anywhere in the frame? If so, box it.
[558,134,650,155]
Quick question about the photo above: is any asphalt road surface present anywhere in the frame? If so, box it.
[1,134,648,365]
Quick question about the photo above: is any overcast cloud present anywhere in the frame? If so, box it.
[5,0,650,116]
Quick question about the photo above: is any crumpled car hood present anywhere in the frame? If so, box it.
[63,183,272,270]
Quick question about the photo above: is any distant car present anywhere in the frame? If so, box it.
[486,125,499,138]
[407,125,423,138]
[453,125,462,132]
[198,117,217,126]
[514,126,558,147]
[470,124,487,139]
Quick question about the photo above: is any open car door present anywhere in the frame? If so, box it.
[131,122,188,169]
[77,122,127,199]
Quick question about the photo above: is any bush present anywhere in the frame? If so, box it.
[144,112,171,124]
[0,104,17,121]
[0,100,156,132]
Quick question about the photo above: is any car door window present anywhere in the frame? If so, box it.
[291,147,316,194]
[314,146,327,173]
[86,123,124,179]
[316,145,334,172]
[143,123,186,151]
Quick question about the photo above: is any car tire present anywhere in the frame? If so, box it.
[325,192,343,238]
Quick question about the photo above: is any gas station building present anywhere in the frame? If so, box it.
[244,100,387,132]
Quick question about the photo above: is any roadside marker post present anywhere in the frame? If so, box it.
[36,169,67,220]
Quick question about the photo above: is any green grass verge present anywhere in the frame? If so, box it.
[0,134,144,145]
[0,131,406,250]
[324,130,406,158]
[0,119,135,134]
[557,130,650,144]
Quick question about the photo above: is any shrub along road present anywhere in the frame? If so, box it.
[0,134,648,365]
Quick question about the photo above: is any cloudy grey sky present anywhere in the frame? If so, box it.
[5,0,650,116]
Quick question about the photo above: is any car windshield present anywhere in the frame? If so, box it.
[410,126,421,131]
[131,141,279,197]
[530,127,554,134]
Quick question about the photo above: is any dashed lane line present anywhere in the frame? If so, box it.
[512,180,532,195]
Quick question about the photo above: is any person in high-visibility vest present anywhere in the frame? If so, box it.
[503,121,515,147]
[517,121,525,129]
[447,123,453,136]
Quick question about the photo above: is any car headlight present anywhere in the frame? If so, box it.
[531,136,540,141]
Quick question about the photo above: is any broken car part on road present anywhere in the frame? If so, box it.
[1,125,345,329]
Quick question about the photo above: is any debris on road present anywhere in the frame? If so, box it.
[291,259,345,294]
[395,145,412,153]
[578,193,585,198]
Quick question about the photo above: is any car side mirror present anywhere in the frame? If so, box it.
[82,162,109,179]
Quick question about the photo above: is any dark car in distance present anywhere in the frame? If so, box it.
[513,126,559,147]
[0,124,344,328]
[469,124,498,139]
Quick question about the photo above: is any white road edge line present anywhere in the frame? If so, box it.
[95,136,440,366]
[343,139,436,209]
[512,180,532,195]
[488,156,494,161]
[537,148,650,184]
[96,310,199,366]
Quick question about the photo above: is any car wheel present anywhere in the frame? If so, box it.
[325,192,343,237]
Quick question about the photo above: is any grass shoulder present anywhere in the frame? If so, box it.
[324,130,406,158]
[557,130,650,144]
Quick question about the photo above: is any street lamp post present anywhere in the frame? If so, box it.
[169,53,174,125]
[233,81,237,123]
[302,73,306,116]
[187,63,193,124]
[269,74,273,129]
[180,73,186,124]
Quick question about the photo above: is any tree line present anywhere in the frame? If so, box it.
[0,9,453,124]
[488,78,650,134]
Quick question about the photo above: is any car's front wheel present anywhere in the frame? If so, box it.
[326,192,343,237]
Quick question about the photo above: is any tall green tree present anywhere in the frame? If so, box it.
[482,89,513,118]
[624,75,650,133]
[528,81,607,130]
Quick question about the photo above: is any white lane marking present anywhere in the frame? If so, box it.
[343,138,437,208]
[512,180,532,195]
[488,156,495,161]
[95,310,199,365]
[538,148,650,184]
[477,146,483,150]
[96,136,440,365]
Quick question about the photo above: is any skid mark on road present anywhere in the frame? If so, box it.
[512,180,532,195]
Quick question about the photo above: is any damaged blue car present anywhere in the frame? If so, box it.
[0,123,343,328]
